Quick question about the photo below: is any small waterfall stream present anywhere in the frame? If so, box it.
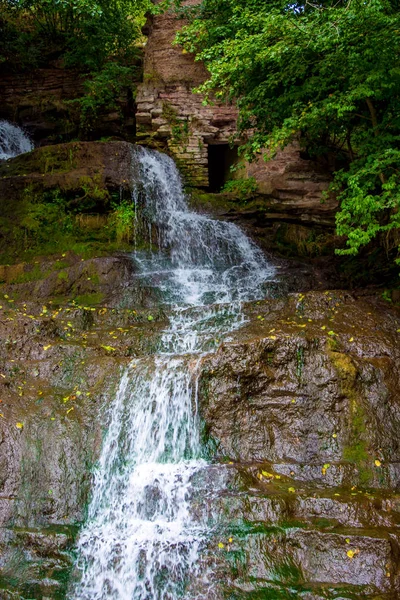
[0,120,33,160]
[71,147,276,599]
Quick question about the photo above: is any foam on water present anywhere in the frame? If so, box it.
[0,120,33,160]
[71,147,276,599]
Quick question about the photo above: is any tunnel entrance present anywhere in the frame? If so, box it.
[208,144,239,192]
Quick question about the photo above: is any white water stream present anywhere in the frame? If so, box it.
[71,147,276,599]
[0,120,33,160]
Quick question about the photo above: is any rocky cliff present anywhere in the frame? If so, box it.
[1,276,400,597]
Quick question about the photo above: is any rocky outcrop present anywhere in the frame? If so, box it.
[0,253,171,309]
[0,279,166,597]
[0,66,136,144]
[0,277,400,597]
[195,291,400,598]
[193,462,400,598]
[0,140,133,204]
[243,144,336,224]
[199,291,400,483]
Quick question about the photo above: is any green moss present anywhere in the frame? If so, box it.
[225,583,370,600]
[54,260,69,270]
[0,143,149,264]
[329,350,373,484]
[0,144,80,179]
[343,403,372,484]
[330,351,357,381]
[10,265,48,284]
[162,101,179,123]
[74,292,104,306]
[312,517,336,529]
[271,561,304,585]
[59,350,87,386]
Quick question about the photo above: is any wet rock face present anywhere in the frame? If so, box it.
[0,284,399,598]
[190,464,400,598]
[0,255,140,307]
[193,293,400,598]
[0,284,166,597]
[198,292,400,486]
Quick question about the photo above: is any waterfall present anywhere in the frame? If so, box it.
[0,120,33,160]
[71,147,276,599]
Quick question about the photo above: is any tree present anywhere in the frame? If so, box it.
[176,0,400,264]
[0,0,153,70]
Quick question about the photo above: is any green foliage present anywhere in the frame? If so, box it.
[11,264,48,283]
[171,120,190,146]
[71,63,136,133]
[176,0,400,266]
[222,177,257,200]
[334,149,400,259]
[1,0,152,70]
[0,2,44,68]
[74,291,104,306]
[0,184,139,264]
[111,199,136,243]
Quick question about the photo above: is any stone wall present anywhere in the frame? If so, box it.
[136,1,335,222]
[136,0,238,187]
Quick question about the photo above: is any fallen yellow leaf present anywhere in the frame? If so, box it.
[261,471,274,478]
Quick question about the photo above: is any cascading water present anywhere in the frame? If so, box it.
[71,147,276,599]
[0,120,33,160]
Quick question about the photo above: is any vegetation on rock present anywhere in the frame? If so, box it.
[0,144,138,264]
[176,0,400,267]
[0,0,155,134]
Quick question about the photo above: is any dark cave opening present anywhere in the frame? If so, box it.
[207,144,239,192]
